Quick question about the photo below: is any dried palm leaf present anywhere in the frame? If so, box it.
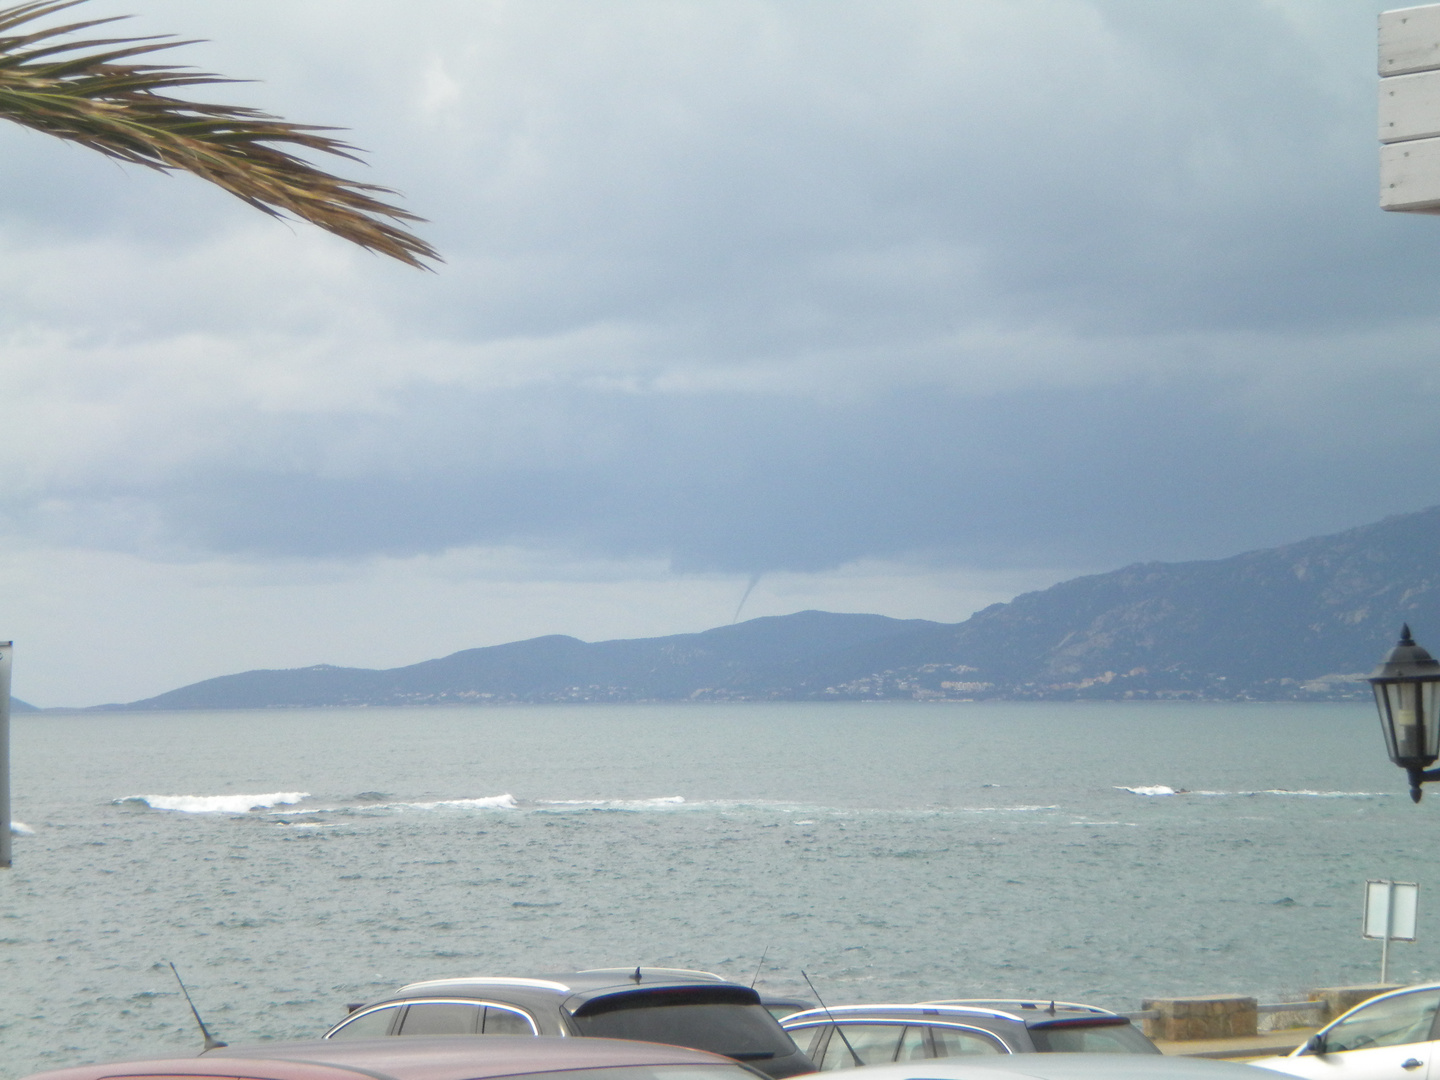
[0,0,439,268]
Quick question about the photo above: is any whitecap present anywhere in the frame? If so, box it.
[115,791,311,813]
[9,820,34,835]
[1259,789,1390,798]
[1182,789,1390,799]
[1117,785,1178,796]
[406,794,519,811]
[535,796,685,809]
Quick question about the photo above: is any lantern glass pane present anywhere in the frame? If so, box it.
[1375,678,1440,766]
[1425,680,1440,759]
[1375,683,1402,761]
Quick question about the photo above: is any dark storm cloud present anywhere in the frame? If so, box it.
[2,0,1434,577]
[14,370,1436,574]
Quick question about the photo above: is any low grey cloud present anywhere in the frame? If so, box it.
[8,368,1436,575]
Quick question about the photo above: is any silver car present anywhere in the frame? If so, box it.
[781,1000,1157,1069]
[1251,983,1440,1080]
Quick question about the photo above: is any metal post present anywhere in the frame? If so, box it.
[1382,880,1395,984]
[0,641,11,869]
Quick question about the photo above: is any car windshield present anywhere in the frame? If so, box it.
[572,994,799,1059]
[1319,990,1440,1053]
[1026,1020,1159,1054]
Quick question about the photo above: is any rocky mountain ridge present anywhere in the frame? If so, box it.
[84,505,1440,709]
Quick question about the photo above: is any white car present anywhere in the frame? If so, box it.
[1251,983,1440,1079]
[833,1055,1267,1079]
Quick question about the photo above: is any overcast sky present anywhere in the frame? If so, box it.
[1,0,1435,705]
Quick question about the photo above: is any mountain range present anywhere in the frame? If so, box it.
[85,505,1440,709]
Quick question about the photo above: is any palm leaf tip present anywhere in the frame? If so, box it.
[0,0,440,268]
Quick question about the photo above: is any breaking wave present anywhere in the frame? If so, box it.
[1118,785,1390,799]
[115,792,311,813]
[1245,789,1392,798]
[403,794,519,811]
[9,820,34,835]
[536,796,686,810]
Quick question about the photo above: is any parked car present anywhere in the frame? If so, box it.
[831,1055,1270,1079]
[20,1034,769,1080]
[1251,982,1440,1079]
[324,969,814,1079]
[779,1001,1158,1069]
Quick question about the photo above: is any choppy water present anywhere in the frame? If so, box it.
[2,701,1437,1078]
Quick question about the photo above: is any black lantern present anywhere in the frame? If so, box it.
[1369,624,1440,802]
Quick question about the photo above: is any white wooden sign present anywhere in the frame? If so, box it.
[1382,5,1440,76]
[1363,879,1419,984]
[1381,6,1440,212]
[1364,879,1419,941]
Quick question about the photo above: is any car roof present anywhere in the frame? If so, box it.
[23,1036,742,1080]
[835,1052,1268,1080]
[388,971,755,1009]
[782,1004,1029,1025]
[916,1002,1116,1018]
[398,971,726,994]
[780,1002,1129,1028]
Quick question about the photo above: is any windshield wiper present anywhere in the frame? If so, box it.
[729,1052,777,1060]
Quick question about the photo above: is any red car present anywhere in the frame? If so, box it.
[19,1034,776,1080]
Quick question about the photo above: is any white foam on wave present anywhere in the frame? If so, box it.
[405,794,519,811]
[116,791,310,813]
[9,820,34,835]
[536,796,686,809]
[1257,789,1390,798]
[1120,785,1389,799]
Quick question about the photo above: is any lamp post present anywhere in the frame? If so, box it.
[1369,624,1440,802]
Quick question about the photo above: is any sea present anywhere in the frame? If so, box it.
[1,701,1437,1078]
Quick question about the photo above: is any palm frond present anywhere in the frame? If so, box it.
[0,0,439,268]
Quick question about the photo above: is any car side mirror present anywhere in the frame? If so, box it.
[1304,1034,1326,1056]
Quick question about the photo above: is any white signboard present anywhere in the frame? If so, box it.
[1364,879,1419,941]
[1380,6,1440,212]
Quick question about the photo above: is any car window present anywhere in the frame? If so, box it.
[819,1024,908,1069]
[897,1026,927,1061]
[485,1005,538,1035]
[397,1001,482,1035]
[328,1004,400,1038]
[1026,1022,1158,1054]
[929,1026,1006,1057]
[784,1023,824,1059]
[1321,990,1440,1053]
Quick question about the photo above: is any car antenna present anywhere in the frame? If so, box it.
[801,970,862,1068]
[1047,1000,1056,1016]
[750,945,771,989]
[632,966,642,983]
[167,961,227,1051]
